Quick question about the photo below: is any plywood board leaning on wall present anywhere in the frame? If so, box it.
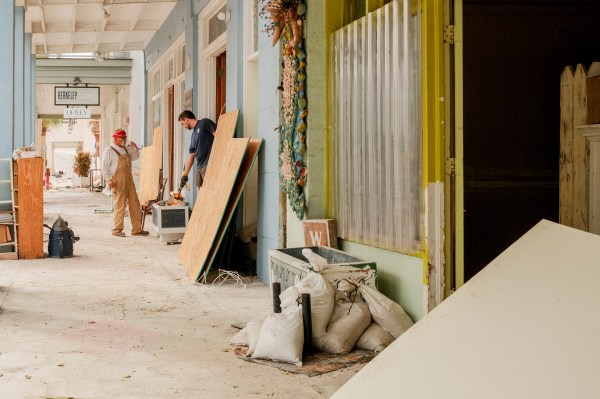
[178,110,240,281]
[178,138,250,281]
[140,126,163,204]
[200,138,263,280]
[203,110,240,184]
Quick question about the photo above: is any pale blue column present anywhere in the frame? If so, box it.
[226,0,245,230]
[24,33,33,146]
[226,0,244,129]
[0,2,14,157]
[14,7,25,148]
[256,14,281,283]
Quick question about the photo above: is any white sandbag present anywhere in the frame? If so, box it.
[245,315,267,355]
[252,306,304,365]
[356,321,395,353]
[358,285,414,338]
[317,298,371,354]
[229,327,249,346]
[281,272,335,343]
[279,285,300,308]
[302,248,329,272]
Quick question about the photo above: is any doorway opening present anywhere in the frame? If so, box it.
[460,1,600,281]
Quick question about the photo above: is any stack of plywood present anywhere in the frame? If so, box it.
[178,110,263,281]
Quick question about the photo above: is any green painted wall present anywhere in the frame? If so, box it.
[340,239,424,321]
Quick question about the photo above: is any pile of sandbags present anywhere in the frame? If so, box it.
[231,249,415,364]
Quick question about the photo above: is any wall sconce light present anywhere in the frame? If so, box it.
[217,10,230,22]
[72,77,82,86]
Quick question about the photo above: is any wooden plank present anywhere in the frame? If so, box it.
[203,109,240,187]
[0,252,18,260]
[586,75,600,125]
[140,126,162,204]
[559,67,574,227]
[573,64,588,231]
[200,138,263,279]
[178,138,250,281]
[16,158,43,259]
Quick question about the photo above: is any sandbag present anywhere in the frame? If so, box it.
[280,271,335,343]
[252,306,304,365]
[229,327,248,346]
[317,298,371,354]
[358,285,414,338]
[302,248,328,272]
[356,321,395,353]
[245,315,267,355]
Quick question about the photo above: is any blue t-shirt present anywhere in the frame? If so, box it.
[189,118,217,168]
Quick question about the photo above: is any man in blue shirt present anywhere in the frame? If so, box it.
[178,110,217,189]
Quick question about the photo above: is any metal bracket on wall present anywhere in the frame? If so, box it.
[444,25,455,44]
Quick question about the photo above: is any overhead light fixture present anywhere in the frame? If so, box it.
[72,77,82,86]
[217,10,230,22]
[93,51,104,63]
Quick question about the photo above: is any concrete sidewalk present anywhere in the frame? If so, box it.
[0,189,361,398]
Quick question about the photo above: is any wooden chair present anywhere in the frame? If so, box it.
[141,177,167,230]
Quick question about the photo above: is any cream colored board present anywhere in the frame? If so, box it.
[178,138,250,281]
[331,220,600,399]
[201,138,263,279]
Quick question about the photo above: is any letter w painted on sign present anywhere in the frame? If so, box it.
[308,230,323,245]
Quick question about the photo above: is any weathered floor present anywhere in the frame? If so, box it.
[0,189,362,399]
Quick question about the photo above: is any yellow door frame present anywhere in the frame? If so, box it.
[423,0,464,305]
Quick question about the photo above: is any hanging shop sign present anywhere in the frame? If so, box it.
[63,108,91,119]
[54,86,100,106]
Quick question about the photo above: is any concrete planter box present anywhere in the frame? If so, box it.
[73,175,90,188]
[268,246,377,291]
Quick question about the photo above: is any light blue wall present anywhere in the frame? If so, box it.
[256,15,281,283]
[0,1,15,157]
[0,5,33,156]
[145,0,194,197]
[227,1,245,120]
[14,7,25,149]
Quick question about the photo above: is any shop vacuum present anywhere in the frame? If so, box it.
[44,216,79,258]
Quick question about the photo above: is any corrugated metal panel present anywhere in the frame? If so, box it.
[330,0,421,253]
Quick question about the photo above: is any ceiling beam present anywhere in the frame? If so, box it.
[36,58,132,85]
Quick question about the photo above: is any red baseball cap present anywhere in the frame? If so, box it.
[112,129,127,138]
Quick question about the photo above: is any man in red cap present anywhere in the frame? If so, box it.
[101,128,149,237]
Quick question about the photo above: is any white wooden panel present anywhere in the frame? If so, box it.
[332,220,600,399]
